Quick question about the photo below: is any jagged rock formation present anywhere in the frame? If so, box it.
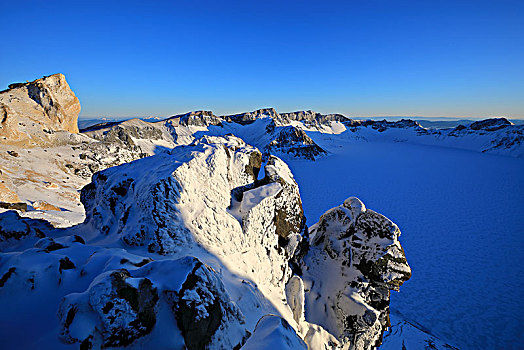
[225,108,280,125]
[355,119,428,134]
[297,197,411,348]
[265,126,327,160]
[469,117,512,131]
[166,110,223,127]
[80,135,306,292]
[0,74,80,145]
[81,136,265,254]
[278,110,349,128]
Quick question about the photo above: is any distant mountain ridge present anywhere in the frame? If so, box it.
[80,107,524,159]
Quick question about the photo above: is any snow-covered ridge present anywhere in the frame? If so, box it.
[1,134,412,349]
[82,106,524,159]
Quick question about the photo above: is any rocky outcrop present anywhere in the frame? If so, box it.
[172,257,247,349]
[0,210,51,248]
[59,269,159,348]
[278,110,349,128]
[297,197,411,349]
[469,117,512,131]
[355,119,427,134]
[80,136,261,254]
[225,108,280,125]
[81,117,168,160]
[32,200,61,211]
[80,135,306,288]
[166,110,223,127]
[265,126,327,160]
[0,74,80,145]
[82,118,164,143]
[58,256,247,349]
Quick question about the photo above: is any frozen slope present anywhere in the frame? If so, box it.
[287,139,524,349]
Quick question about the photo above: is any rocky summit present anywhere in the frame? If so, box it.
[0,74,80,145]
[0,74,517,349]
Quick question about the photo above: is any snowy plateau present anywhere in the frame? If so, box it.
[0,74,523,349]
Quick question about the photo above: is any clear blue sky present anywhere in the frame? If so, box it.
[1,0,523,119]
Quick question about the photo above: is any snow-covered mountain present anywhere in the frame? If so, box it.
[81,106,524,161]
[3,74,519,349]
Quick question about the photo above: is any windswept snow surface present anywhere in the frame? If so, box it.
[287,139,524,349]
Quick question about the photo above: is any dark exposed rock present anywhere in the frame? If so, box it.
[244,151,262,181]
[58,256,246,349]
[470,118,512,131]
[59,269,159,347]
[225,108,279,125]
[59,257,76,273]
[175,261,225,349]
[72,235,85,244]
[0,201,27,212]
[277,110,349,128]
[360,119,427,134]
[265,126,327,160]
[167,110,223,127]
[0,210,30,242]
[34,237,67,252]
[0,267,16,288]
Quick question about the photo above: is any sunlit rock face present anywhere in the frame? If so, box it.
[0,74,80,145]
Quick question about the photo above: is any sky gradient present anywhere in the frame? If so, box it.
[1,0,523,119]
